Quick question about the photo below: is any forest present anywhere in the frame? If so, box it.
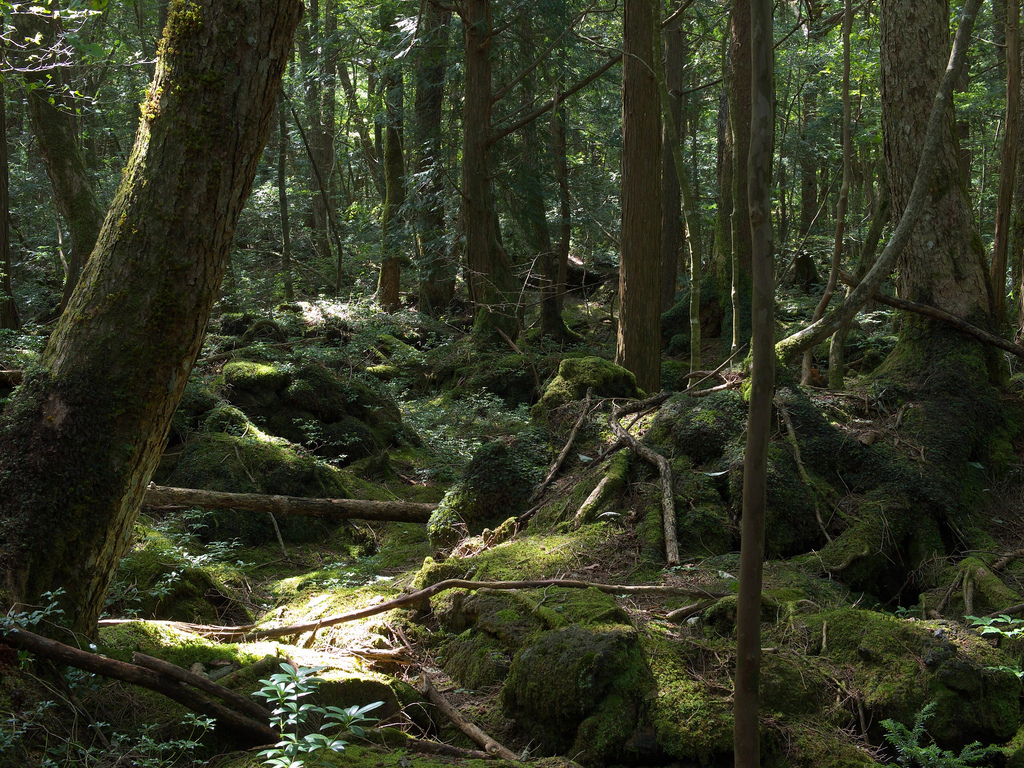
[4,0,1024,766]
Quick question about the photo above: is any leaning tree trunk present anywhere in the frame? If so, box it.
[0,0,302,635]
[12,6,105,314]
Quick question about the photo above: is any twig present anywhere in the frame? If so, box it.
[774,394,832,543]
[358,727,495,759]
[533,388,594,502]
[417,673,519,760]
[664,599,715,623]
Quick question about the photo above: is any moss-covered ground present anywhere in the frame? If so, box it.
[7,296,1024,768]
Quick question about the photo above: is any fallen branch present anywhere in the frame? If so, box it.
[100,578,726,642]
[608,394,678,566]
[838,270,1024,361]
[417,673,519,760]
[132,653,272,722]
[144,484,436,523]
[0,369,22,386]
[532,388,594,502]
[0,627,277,745]
[358,727,494,759]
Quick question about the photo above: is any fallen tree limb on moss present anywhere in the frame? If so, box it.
[417,673,519,760]
[837,270,1024,361]
[357,727,494,759]
[608,393,678,566]
[532,387,594,502]
[0,369,22,386]
[775,393,832,544]
[99,578,726,642]
[0,627,277,745]
[144,484,436,523]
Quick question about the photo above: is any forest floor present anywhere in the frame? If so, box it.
[4,279,1024,768]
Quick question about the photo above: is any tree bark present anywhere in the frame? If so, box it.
[144,484,436,522]
[617,0,662,393]
[660,11,684,314]
[12,6,106,314]
[278,90,294,302]
[0,0,303,635]
[734,0,775,761]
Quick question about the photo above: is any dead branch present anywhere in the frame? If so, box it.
[131,653,272,722]
[992,549,1024,572]
[609,394,679,566]
[358,727,495,759]
[0,627,277,745]
[100,578,726,642]
[533,387,594,502]
[417,673,519,760]
[144,484,436,523]
[0,369,22,386]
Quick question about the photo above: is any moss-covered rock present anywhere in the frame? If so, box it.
[645,390,747,465]
[536,356,639,415]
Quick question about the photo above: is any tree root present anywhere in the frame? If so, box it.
[775,393,832,544]
[533,388,594,502]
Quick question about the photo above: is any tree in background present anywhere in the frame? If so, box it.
[0,0,302,634]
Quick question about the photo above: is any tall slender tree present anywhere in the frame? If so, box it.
[618,0,662,393]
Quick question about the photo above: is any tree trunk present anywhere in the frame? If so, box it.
[0,0,302,635]
[734,0,775,761]
[0,72,17,331]
[12,6,105,314]
[552,105,572,315]
[617,0,662,393]
[461,0,519,343]
[882,0,991,323]
[378,9,405,313]
[728,0,753,354]
[660,12,683,314]
[414,4,454,316]
[993,0,1021,328]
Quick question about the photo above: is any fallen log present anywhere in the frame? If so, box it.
[0,627,277,745]
[417,673,519,760]
[0,369,22,386]
[144,484,436,523]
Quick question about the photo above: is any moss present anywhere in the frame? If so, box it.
[97,620,255,669]
[645,390,747,465]
[536,356,638,414]
[437,630,512,688]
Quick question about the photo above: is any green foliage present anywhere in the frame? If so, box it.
[881,702,995,767]
[253,663,382,768]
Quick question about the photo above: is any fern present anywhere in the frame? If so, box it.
[881,702,994,767]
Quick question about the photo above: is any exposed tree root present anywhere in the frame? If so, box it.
[533,387,593,502]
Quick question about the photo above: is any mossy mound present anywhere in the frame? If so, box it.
[800,608,1021,750]
[221,360,402,464]
[426,441,536,549]
[536,356,639,415]
[645,390,747,465]
[465,354,539,406]
[166,427,351,544]
[109,525,250,624]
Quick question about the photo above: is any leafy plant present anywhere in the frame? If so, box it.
[966,614,1024,639]
[881,702,994,767]
[253,663,382,768]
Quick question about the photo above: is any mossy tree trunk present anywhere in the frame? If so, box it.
[659,12,683,315]
[278,90,294,303]
[618,0,662,393]
[727,0,753,354]
[13,5,106,315]
[414,3,454,316]
[0,0,302,635]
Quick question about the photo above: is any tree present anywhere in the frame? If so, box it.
[727,0,753,354]
[0,68,17,331]
[992,0,1020,329]
[0,0,303,635]
[377,7,405,313]
[617,0,662,393]
[733,0,774,762]
[12,4,106,314]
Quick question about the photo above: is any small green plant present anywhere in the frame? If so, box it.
[253,663,382,768]
[966,613,1024,638]
[881,702,995,767]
